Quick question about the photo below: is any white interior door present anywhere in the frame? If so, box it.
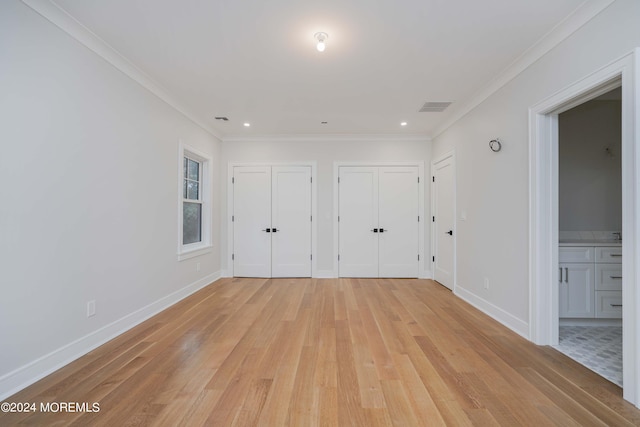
[339,167,379,277]
[379,167,419,277]
[233,166,271,277]
[271,166,312,277]
[433,156,455,289]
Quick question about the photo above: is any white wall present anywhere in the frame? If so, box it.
[221,138,431,276]
[0,0,221,398]
[559,98,622,232]
[431,0,640,331]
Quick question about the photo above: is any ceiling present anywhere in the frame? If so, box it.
[52,0,589,138]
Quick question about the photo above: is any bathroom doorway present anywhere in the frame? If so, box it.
[555,87,622,386]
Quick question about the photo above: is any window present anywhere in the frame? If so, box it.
[178,143,211,260]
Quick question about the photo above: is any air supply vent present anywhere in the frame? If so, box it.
[214,116,229,121]
[419,102,452,113]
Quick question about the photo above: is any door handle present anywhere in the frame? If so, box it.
[610,276,623,279]
[565,267,569,283]
[559,267,563,283]
[272,228,278,233]
[371,228,379,233]
[446,230,453,235]
[379,228,385,233]
[262,228,271,232]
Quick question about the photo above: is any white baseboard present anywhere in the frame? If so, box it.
[455,286,530,340]
[314,270,336,278]
[420,269,432,279]
[0,271,221,401]
[560,318,622,327]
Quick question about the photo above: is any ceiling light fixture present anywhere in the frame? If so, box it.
[243,122,250,127]
[401,122,408,126]
[314,32,328,52]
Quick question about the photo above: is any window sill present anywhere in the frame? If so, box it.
[178,245,212,261]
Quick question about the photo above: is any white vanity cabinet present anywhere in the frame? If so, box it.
[559,244,622,319]
[558,247,595,318]
[594,247,622,318]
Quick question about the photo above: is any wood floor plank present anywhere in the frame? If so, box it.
[2,278,639,426]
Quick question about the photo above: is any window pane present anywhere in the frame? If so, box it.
[183,157,188,178]
[183,202,202,245]
[186,181,199,200]
[188,159,199,181]
[183,179,187,199]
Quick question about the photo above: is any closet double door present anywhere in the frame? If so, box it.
[339,166,419,278]
[233,166,312,277]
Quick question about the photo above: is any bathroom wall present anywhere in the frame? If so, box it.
[559,89,622,235]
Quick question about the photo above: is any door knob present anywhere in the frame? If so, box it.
[446,230,453,235]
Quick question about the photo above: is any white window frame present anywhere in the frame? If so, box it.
[178,141,212,261]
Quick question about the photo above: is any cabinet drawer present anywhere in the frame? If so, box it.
[595,246,623,263]
[595,264,623,291]
[559,247,594,263]
[595,291,622,318]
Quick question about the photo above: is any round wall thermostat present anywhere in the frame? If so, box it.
[489,139,502,152]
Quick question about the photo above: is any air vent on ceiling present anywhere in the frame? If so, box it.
[419,102,452,113]
[214,116,229,121]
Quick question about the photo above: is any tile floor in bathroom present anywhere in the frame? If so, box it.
[554,326,622,387]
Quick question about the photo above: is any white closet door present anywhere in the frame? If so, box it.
[271,166,312,277]
[233,166,271,277]
[433,156,455,289]
[378,167,419,277]
[339,167,379,277]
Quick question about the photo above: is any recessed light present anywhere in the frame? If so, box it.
[401,122,408,126]
[243,123,251,127]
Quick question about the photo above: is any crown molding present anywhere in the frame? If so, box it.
[21,0,223,140]
[432,0,616,138]
[222,133,431,143]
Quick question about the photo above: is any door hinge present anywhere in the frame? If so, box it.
[232,177,235,184]
[338,216,340,222]
[310,177,313,183]
[418,216,420,222]
[232,215,234,222]
[418,254,420,261]
[338,254,340,261]
[338,177,340,184]
[310,215,313,222]
[432,176,435,182]
[432,256,435,262]
[432,216,435,222]
[418,177,420,183]
[310,254,313,260]
[232,253,235,260]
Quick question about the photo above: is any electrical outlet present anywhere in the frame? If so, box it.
[196,262,201,272]
[483,277,489,290]
[87,300,96,317]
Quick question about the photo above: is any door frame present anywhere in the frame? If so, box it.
[227,162,318,277]
[333,161,425,278]
[529,49,639,405]
[431,151,456,291]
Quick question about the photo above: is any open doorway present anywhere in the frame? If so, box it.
[529,49,639,406]
[554,88,622,386]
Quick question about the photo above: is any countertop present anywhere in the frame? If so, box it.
[559,240,622,247]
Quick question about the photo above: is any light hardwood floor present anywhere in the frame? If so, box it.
[2,278,640,426]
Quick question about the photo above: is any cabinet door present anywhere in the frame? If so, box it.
[559,263,595,318]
